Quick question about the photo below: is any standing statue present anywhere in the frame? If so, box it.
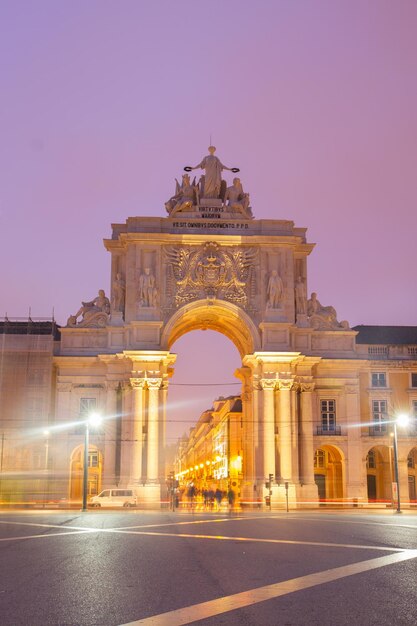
[165,173,199,215]
[223,178,252,218]
[112,272,126,313]
[185,146,239,199]
[266,270,284,309]
[295,276,307,315]
[138,268,158,307]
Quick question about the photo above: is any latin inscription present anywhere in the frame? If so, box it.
[172,221,249,229]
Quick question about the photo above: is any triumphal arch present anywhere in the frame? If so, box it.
[59,147,358,506]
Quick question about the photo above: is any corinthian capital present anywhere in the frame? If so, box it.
[260,379,277,391]
[130,378,147,390]
[300,382,315,393]
[147,377,163,390]
[277,379,294,392]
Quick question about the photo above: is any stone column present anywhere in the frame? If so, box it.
[299,383,316,486]
[129,377,146,482]
[345,385,366,501]
[235,367,255,485]
[102,382,119,485]
[277,379,293,482]
[260,379,276,479]
[159,382,168,480]
[398,450,410,505]
[147,377,162,482]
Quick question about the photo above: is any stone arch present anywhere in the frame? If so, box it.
[314,444,345,501]
[161,299,261,358]
[69,444,102,503]
[365,444,391,502]
[407,446,417,502]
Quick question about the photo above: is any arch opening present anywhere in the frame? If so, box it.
[314,445,345,502]
[167,328,244,507]
[69,444,102,502]
[161,299,261,358]
[365,445,391,503]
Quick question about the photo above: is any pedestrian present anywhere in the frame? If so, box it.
[227,487,236,515]
[215,488,223,511]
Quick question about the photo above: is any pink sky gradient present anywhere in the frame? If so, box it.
[1,1,416,441]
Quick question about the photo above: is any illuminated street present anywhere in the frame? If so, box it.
[0,510,416,626]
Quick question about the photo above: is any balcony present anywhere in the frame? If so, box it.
[316,425,341,436]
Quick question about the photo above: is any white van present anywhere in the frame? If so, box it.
[90,489,137,508]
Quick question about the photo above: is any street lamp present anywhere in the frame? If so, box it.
[43,430,50,507]
[82,413,102,512]
[392,413,409,514]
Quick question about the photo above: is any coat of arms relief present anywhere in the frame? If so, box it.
[164,242,257,309]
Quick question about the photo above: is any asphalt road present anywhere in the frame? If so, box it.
[0,509,416,626]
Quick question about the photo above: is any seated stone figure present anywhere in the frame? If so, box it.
[165,174,198,216]
[223,177,252,218]
[307,292,349,330]
[67,289,110,327]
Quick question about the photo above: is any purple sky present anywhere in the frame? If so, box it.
[1,1,417,442]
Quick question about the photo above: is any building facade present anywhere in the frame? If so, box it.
[1,148,416,507]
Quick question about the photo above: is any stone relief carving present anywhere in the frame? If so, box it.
[112,272,125,314]
[67,290,110,328]
[266,270,284,309]
[164,242,257,308]
[138,268,158,308]
[307,292,349,330]
[295,276,307,315]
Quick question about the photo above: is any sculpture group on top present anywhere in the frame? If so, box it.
[165,146,253,219]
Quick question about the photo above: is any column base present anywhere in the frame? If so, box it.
[265,482,319,509]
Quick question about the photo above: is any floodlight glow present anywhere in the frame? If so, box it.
[88,413,102,427]
[43,429,50,437]
[396,413,410,428]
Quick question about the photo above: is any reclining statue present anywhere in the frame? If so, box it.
[67,290,110,328]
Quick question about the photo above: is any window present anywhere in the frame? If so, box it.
[314,449,326,469]
[88,451,99,468]
[411,373,417,388]
[320,400,336,432]
[408,452,416,469]
[372,400,388,432]
[367,450,376,469]
[80,397,97,417]
[371,372,386,388]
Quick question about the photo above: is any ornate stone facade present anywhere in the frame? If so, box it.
[1,148,416,510]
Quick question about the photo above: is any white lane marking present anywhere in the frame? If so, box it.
[119,549,417,626]
[104,528,403,552]
[113,517,260,530]
[0,529,97,542]
[269,514,417,530]
[0,520,90,531]
[0,515,271,533]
